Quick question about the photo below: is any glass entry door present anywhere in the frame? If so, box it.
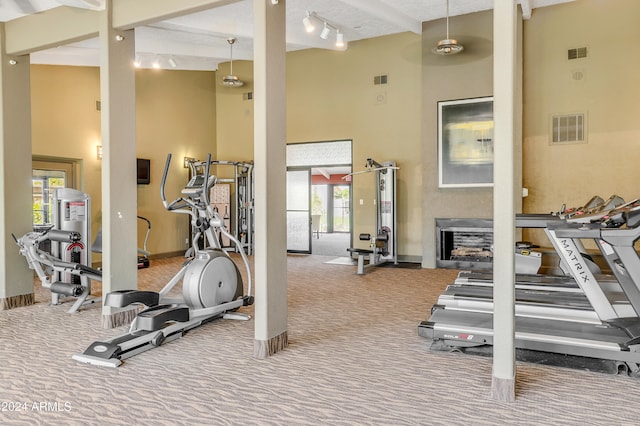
[286,169,311,253]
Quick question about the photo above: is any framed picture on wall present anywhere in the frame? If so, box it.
[438,96,494,188]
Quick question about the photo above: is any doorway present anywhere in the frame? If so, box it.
[286,141,352,256]
[32,157,79,226]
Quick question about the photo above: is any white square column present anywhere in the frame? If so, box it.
[98,3,138,328]
[0,24,33,309]
[492,0,518,401]
[253,0,288,358]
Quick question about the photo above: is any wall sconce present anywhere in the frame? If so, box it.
[97,145,103,160]
[184,157,195,168]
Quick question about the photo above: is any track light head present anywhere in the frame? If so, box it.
[303,12,315,33]
[336,31,345,48]
[320,23,330,40]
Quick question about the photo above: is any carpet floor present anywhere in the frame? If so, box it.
[1,254,640,425]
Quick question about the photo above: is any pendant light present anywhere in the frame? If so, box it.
[433,0,464,55]
[222,37,245,87]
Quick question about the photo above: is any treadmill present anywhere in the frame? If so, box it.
[438,196,638,321]
[419,202,640,376]
[453,194,628,293]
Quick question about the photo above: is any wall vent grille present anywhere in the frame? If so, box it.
[551,113,585,144]
[568,47,587,60]
[373,75,388,85]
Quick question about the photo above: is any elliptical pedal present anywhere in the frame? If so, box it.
[105,290,160,308]
[136,305,190,331]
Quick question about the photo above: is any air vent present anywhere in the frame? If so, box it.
[568,47,587,60]
[551,113,585,144]
[243,92,253,101]
[373,75,388,85]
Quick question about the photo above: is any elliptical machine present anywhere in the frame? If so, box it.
[73,153,254,367]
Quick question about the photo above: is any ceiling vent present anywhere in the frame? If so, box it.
[568,47,587,60]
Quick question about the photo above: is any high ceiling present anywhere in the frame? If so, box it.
[0,0,575,71]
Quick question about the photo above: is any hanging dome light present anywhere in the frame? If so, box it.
[222,37,245,87]
[433,0,464,55]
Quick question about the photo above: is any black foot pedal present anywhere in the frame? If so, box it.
[105,290,160,308]
[135,305,190,331]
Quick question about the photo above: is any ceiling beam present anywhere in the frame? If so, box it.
[4,0,240,55]
[5,6,100,55]
[337,0,422,35]
[112,0,242,29]
[316,168,330,179]
[519,0,532,19]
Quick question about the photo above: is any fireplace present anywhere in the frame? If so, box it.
[436,218,494,270]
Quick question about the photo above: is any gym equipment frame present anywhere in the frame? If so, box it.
[347,158,398,274]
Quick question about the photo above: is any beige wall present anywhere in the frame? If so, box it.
[31,65,102,242]
[522,0,640,246]
[215,32,424,258]
[420,11,522,267]
[214,59,254,181]
[289,33,423,258]
[215,60,254,162]
[287,33,422,257]
[30,0,638,262]
[31,65,217,257]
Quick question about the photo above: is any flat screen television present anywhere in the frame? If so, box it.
[137,158,151,185]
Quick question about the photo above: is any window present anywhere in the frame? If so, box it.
[32,158,79,226]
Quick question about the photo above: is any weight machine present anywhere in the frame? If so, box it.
[14,188,100,313]
[347,158,398,274]
[187,159,254,256]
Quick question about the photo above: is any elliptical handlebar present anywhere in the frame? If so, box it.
[202,153,212,207]
[160,153,172,208]
[160,153,197,213]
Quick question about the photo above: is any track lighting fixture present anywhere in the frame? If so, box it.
[303,11,347,49]
[168,56,178,68]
